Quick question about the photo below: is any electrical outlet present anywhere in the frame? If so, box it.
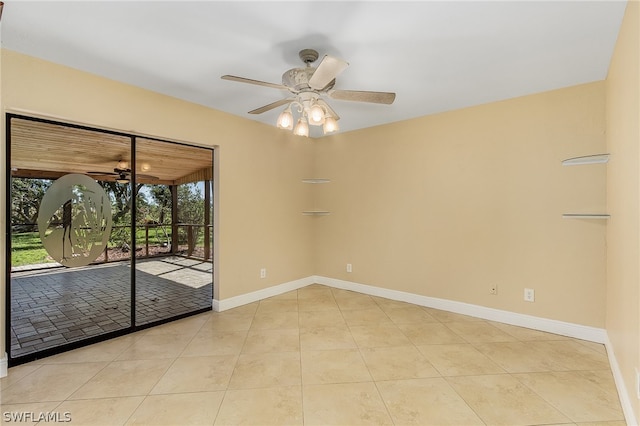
[490,284,498,295]
[524,288,535,302]
[346,263,352,273]
[260,268,266,279]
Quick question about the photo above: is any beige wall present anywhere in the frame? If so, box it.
[606,0,640,422]
[0,49,316,356]
[314,82,607,327]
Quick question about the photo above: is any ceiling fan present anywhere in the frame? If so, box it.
[87,160,158,184]
[221,48,396,137]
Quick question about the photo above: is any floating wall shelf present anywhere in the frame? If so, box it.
[302,211,331,216]
[562,153,609,219]
[303,178,330,215]
[562,214,610,219]
[561,154,609,166]
[302,178,331,184]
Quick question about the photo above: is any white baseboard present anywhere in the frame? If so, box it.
[605,335,639,426]
[212,276,316,312]
[313,275,607,343]
[0,352,7,378]
[213,274,606,342]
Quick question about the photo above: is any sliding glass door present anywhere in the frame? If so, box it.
[134,138,213,327]
[7,114,214,365]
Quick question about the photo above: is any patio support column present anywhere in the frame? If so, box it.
[171,184,178,254]
[204,180,211,260]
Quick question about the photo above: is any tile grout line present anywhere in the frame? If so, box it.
[213,303,258,426]
[360,295,398,425]
[296,287,305,426]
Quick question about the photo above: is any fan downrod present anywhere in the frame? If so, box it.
[299,49,319,65]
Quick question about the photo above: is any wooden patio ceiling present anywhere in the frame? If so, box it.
[9,118,212,185]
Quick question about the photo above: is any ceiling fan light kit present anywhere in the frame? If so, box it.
[276,92,337,136]
[87,158,159,184]
[222,48,395,138]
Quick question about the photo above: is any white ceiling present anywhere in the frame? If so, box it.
[0,1,627,138]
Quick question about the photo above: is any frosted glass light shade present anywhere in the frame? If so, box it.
[277,108,294,130]
[309,104,325,125]
[293,117,309,137]
[323,116,339,134]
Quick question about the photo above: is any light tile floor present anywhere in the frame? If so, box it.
[0,284,627,425]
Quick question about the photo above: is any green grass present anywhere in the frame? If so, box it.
[11,226,209,267]
[11,232,54,267]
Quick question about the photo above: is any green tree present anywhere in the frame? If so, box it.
[177,183,204,225]
[98,181,144,225]
[177,183,205,251]
[148,185,172,224]
[11,178,52,231]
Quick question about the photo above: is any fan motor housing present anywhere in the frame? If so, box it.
[282,67,335,92]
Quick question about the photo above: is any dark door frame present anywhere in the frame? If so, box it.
[5,113,214,366]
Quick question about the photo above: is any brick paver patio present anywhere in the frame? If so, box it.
[10,256,213,359]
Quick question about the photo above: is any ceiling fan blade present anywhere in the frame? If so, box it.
[87,171,118,176]
[137,174,159,180]
[308,55,349,90]
[330,90,396,105]
[221,75,287,90]
[316,99,340,121]
[248,98,293,115]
